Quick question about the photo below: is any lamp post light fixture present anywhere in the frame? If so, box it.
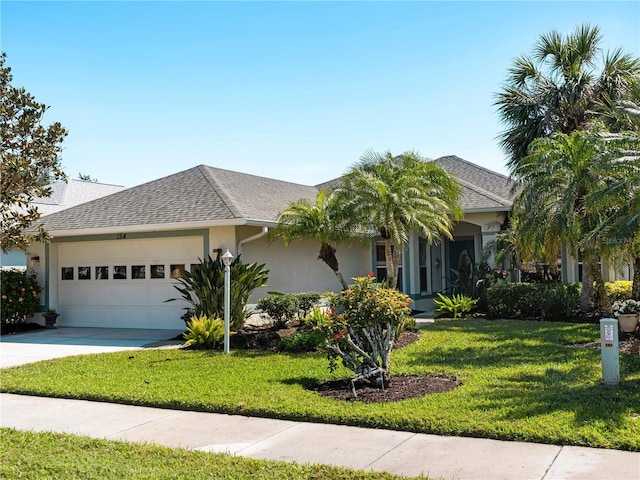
[221,249,234,354]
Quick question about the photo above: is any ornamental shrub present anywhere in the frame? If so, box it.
[433,293,477,318]
[1,269,42,329]
[166,254,268,331]
[257,294,299,329]
[306,276,412,388]
[257,292,323,329]
[295,292,322,318]
[487,282,580,320]
[605,281,632,302]
[279,329,326,353]
[183,315,225,349]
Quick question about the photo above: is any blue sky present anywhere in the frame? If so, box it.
[2,1,639,188]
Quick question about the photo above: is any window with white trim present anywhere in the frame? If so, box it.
[375,241,403,291]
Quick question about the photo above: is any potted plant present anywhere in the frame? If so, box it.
[43,309,59,329]
[612,299,640,333]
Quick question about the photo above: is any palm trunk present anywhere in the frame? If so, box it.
[580,262,595,313]
[384,239,397,289]
[391,243,402,291]
[590,261,612,317]
[318,243,348,290]
[633,255,640,300]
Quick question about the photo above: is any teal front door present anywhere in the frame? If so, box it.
[448,238,475,294]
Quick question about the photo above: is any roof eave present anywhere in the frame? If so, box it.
[462,207,512,214]
[45,219,250,238]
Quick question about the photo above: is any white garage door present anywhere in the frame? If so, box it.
[55,236,203,329]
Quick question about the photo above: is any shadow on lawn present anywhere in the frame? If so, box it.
[406,319,640,427]
[491,368,640,427]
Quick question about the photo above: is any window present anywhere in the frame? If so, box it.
[170,264,185,279]
[113,266,127,279]
[150,264,165,279]
[61,267,74,280]
[419,238,428,293]
[375,241,403,291]
[78,266,91,280]
[96,266,109,280]
[132,265,146,279]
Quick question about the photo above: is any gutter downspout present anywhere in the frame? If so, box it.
[237,227,269,257]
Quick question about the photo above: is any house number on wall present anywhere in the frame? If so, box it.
[116,233,127,240]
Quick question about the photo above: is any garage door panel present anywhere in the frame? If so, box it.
[56,236,202,329]
[61,306,185,329]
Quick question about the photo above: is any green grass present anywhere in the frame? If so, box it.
[0,428,412,479]
[2,319,639,450]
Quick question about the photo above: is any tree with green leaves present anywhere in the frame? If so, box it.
[585,131,640,299]
[271,189,352,290]
[598,76,640,134]
[510,130,622,314]
[495,24,640,170]
[1,52,67,251]
[78,172,98,182]
[334,150,462,290]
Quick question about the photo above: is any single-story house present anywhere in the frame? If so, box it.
[27,156,630,330]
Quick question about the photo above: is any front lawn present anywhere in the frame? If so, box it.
[2,319,639,450]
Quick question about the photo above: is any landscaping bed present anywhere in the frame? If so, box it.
[312,375,460,402]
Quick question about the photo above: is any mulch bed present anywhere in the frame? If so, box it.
[310,375,461,402]
[231,325,450,403]
[305,329,460,403]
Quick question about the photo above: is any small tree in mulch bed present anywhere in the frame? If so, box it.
[307,275,412,395]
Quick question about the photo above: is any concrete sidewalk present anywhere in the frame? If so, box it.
[1,393,638,480]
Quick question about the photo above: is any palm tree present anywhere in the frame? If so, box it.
[585,131,640,299]
[270,189,351,290]
[598,77,640,134]
[592,79,640,299]
[334,150,462,290]
[495,24,640,171]
[511,130,616,314]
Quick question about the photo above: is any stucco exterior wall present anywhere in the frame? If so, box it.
[208,226,237,257]
[241,236,371,302]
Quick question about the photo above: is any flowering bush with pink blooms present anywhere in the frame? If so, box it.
[306,276,412,389]
[1,268,42,329]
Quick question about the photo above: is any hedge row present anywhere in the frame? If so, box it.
[487,282,581,320]
[486,281,633,320]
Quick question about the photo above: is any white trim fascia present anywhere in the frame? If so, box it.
[462,207,511,214]
[245,219,278,227]
[46,219,250,237]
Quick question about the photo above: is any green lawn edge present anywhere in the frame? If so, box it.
[0,428,418,479]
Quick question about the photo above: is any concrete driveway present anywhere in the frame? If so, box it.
[0,327,184,368]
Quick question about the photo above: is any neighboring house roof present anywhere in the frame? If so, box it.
[33,179,126,216]
[38,165,318,233]
[38,157,514,235]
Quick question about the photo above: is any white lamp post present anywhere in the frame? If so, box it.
[221,249,234,354]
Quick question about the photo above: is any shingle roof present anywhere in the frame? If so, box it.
[435,155,514,209]
[201,167,319,221]
[38,157,513,233]
[38,166,318,232]
[317,155,514,211]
